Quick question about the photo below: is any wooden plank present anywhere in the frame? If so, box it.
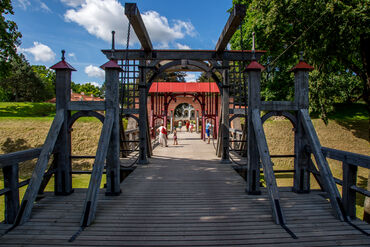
[260,101,298,111]
[2,163,19,224]
[342,162,357,219]
[16,109,65,225]
[221,61,230,163]
[321,147,370,169]
[80,109,114,226]
[125,3,153,51]
[299,109,345,221]
[215,4,246,53]
[0,149,41,168]
[102,49,265,61]
[251,109,285,225]
[68,101,106,111]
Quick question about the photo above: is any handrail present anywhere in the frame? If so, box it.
[0,148,42,168]
[307,145,370,219]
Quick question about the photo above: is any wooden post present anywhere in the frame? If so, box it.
[170,110,173,132]
[101,60,122,196]
[138,63,148,164]
[342,161,357,219]
[3,163,19,224]
[292,56,312,193]
[221,61,230,163]
[52,50,75,196]
[245,59,264,194]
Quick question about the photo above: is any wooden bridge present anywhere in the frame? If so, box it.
[0,132,369,246]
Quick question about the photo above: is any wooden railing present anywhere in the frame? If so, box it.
[0,128,140,224]
[309,146,370,219]
[0,148,42,224]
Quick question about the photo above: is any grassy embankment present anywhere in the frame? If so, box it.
[0,102,369,220]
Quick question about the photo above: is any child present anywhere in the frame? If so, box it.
[173,129,178,145]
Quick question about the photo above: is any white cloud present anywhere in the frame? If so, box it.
[184,73,197,82]
[175,43,191,50]
[85,65,105,79]
[68,53,76,59]
[83,82,101,87]
[39,1,51,13]
[20,42,56,62]
[61,0,85,7]
[64,0,195,47]
[16,0,31,10]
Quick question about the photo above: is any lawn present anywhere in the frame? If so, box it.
[0,102,369,221]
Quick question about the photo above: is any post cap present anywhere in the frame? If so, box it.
[290,61,314,72]
[100,59,123,71]
[50,50,76,71]
[245,60,265,71]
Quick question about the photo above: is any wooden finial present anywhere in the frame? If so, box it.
[61,50,65,61]
[111,31,116,50]
[299,51,304,61]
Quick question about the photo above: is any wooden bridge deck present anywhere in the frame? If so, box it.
[1,132,369,246]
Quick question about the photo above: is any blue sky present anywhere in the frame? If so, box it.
[11,0,233,86]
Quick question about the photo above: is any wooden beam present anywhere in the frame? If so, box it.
[251,109,286,225]
[215,4,246,53]
[102,49,265,61]
[68,101,106,111]
[17,109,65,225]
[0,148,42,168]
[299,109,345,221]
[80,109,114,227]
[125,3,153,51]
[260,101,298,111]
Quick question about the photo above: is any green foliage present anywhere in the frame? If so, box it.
[0,102,56,117]
[230,0,370,121]
[71,82,103,98]
[0,0,22,78]
[32,65,56,100]
[0,54,53,102]
[156,71,187,82]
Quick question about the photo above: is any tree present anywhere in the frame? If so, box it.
[156,71,187,82]
[71,82,103,98]
[0,54,51,102]
[32,65,56,100]
[230,0,369,120]
[0,0,22,78]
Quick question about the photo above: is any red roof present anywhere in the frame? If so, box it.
[47,92,104,103]
[290,61,314,71]
[50,60,76,71]
[149,82,219,93]
[245,60,265,71]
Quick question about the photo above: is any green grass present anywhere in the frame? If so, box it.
[328,103,369,120]
[0,102,56,117]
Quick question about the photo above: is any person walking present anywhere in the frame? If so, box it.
[178,120,182,132]
[186,121,190,132]
[157,123,168,147]
[205,120,211,144]
[173,129,178,145]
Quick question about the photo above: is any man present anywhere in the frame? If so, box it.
[205,120,211,144]
[157,123,168,147]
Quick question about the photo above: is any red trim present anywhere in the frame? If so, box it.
[245,60,265,71]
[100,60,123,71]
[290,61,314,72]
[50,61,76,71]
[149,82,220,93]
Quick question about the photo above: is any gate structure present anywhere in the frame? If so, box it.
[2,2,369,235]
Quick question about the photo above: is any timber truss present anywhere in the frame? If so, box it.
[5,2,359,237]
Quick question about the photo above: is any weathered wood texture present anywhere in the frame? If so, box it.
[299,109,345,221]
[102,49,265,61]
[125,3,153,51]
[68,101,106,111]
[252,109,285,225]
[17,109,65,225]
[80,110,114,227]
[221,62,230,163]
[0,148,41,168]
[215,4,246,52]
[1,132,369,246]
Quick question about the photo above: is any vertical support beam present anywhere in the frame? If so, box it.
[221,61,230,163]
[3,163,19,224]
[164,94,168,129]
[342,161,357,219]
[101,60,122,196]
[170,110,173,133]
[138,62,148,164]
[53,51,75,196]
[245,60,264,194]
[292,59,312,193]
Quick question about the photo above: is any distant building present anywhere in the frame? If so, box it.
[47,91,104,103]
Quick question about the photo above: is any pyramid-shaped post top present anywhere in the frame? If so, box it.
[245,60,265,71]
[290,61,314,72]
[50,50,76,71]
[100,59,123,71]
